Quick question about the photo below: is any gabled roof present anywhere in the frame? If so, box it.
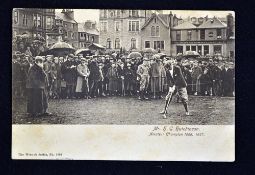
[55,12,77,23]
[173,20,197,29]
[197,18,227,29]
[77,23,99,35]
[141,13,169,30]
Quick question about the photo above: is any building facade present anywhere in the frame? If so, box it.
[78,20,99,48]
[171,17,229,57]
[12,8,59,42]
[55,9,79,48]
[140,12,235,58]
[99,9,153,52]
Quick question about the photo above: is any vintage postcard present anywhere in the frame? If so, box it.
[12,9,235,161]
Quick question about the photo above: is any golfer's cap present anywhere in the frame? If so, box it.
[80,57,86,61]
[35,56,43,61]
[68,54,74,58]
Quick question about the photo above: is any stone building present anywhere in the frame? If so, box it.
[78,20,99,48]
[140,12,235,58]
[99,9,153,52]
[55,9,79,48]
[12,8,59,43]
[140,13,181,55]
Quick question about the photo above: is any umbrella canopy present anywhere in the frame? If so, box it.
[184,51,200,57]
[49,41,75,50]
[143,48,157,54]
[127,52,142,59]
[74,48,91,56]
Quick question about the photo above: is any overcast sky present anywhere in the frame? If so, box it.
[56,9,234,23]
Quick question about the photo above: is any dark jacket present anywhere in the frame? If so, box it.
[89,61,100,81]
[26,63,48,89]
[150,62,160,77]
[166,66,187,88]
[61,60,77,84]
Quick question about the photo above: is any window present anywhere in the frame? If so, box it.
[156,26,160,36]
[187,30,192,40]
[92,36,94,42]
[22,14,28,26]
[84,34,87,41]
[14,11,18,24]
[80,33,83,37]
[64,31,68,38]
[204,45,209,55]
[100,21,107,32]
[103,10,107,18]
[129,10,139,17]
[64,23,67,28]
[145,41,150,48]
[217,29,222,39]
[214,45,222,55]
[131,38,136,49]
[186,45,190,51]
[176,30,181,40]
[115,38,120,49]
[37,15,42,27]
[176,46,183,54]
[154,41,164,50]
[115,21,120,31]
[46,17,51,28]
[128,21,139,31]
[73,23,76,29]
[33,14,37,27]
[208,31,213,37]
[191,46,196,51]
[109,11,115,17]
[107,38,111,49]
[200,29,205,40]
[116,10,121,18]
[151,26,155,36]
[197,45,202,55]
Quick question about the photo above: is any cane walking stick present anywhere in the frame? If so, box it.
[122,78,125,96]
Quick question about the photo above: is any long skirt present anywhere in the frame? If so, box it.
[109,79,118,91]
[150,77,160,93]
[27,88,48,115]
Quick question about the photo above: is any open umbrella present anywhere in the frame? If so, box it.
[74,48,91,56]
[184,51,200,57]
[143,48,157,54]
[49,42,74,50]
[43,41,75,56]
[127,52,142,59]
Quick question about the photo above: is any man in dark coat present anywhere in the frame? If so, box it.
[61,54,77,98]
[160,60,192,119]
[88,57,100,98]
[221,62,235,96]
[124,63,136,96]
[26,56,52,117]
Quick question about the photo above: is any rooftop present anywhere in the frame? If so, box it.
[55,12,77,23]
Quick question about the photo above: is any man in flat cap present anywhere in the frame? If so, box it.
[26,56,52,117]
[137,57,150,100]
[160,59,192,119]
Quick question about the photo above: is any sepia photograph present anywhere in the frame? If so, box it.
[12,9,235,125]
[11,9,235,161]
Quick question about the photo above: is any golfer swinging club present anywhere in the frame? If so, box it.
[160,58,192,119]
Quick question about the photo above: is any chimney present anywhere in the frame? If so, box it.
[62,9,74,20]
[84,20,93,29]
[227,13,234,38]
